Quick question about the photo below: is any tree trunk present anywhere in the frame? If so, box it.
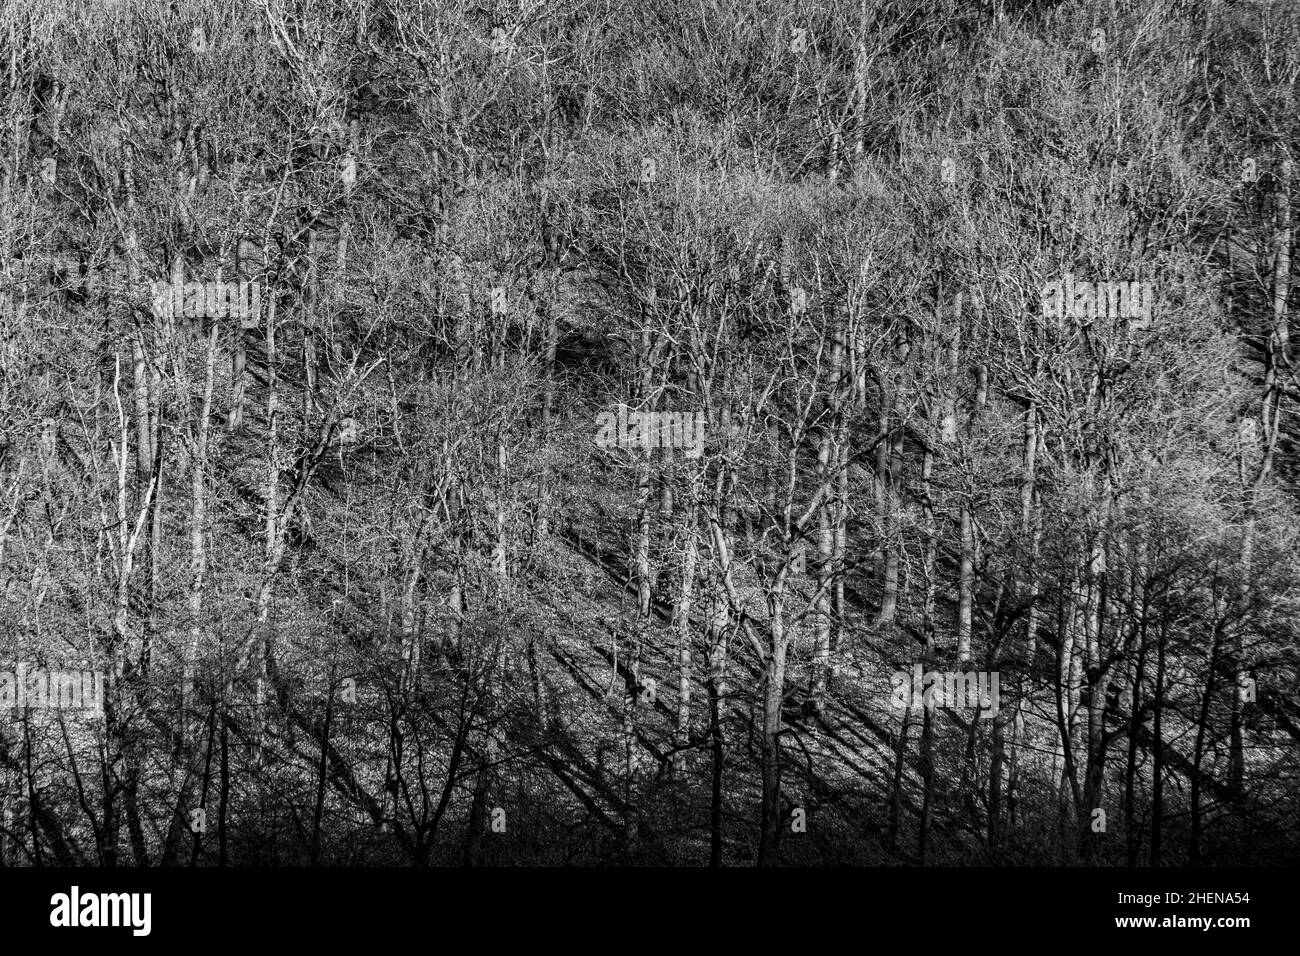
[184,323,220,743]
[757,599,788,867]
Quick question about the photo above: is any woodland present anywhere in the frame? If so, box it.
[0,0,1297,866]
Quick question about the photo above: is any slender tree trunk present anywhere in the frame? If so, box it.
[873,380,892,621]
[757,596,788,867]
[1151,620,1166,865]
[811,312,844,711]
[1191,585,1226,865]
[704,570,730,866]
[254,295,280,755]
[957,356,986,665]
[184,323,219,743]
[674,473,698,772]
[1125,612,1149,867]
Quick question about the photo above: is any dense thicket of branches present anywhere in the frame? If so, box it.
[0,0,1297,866]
